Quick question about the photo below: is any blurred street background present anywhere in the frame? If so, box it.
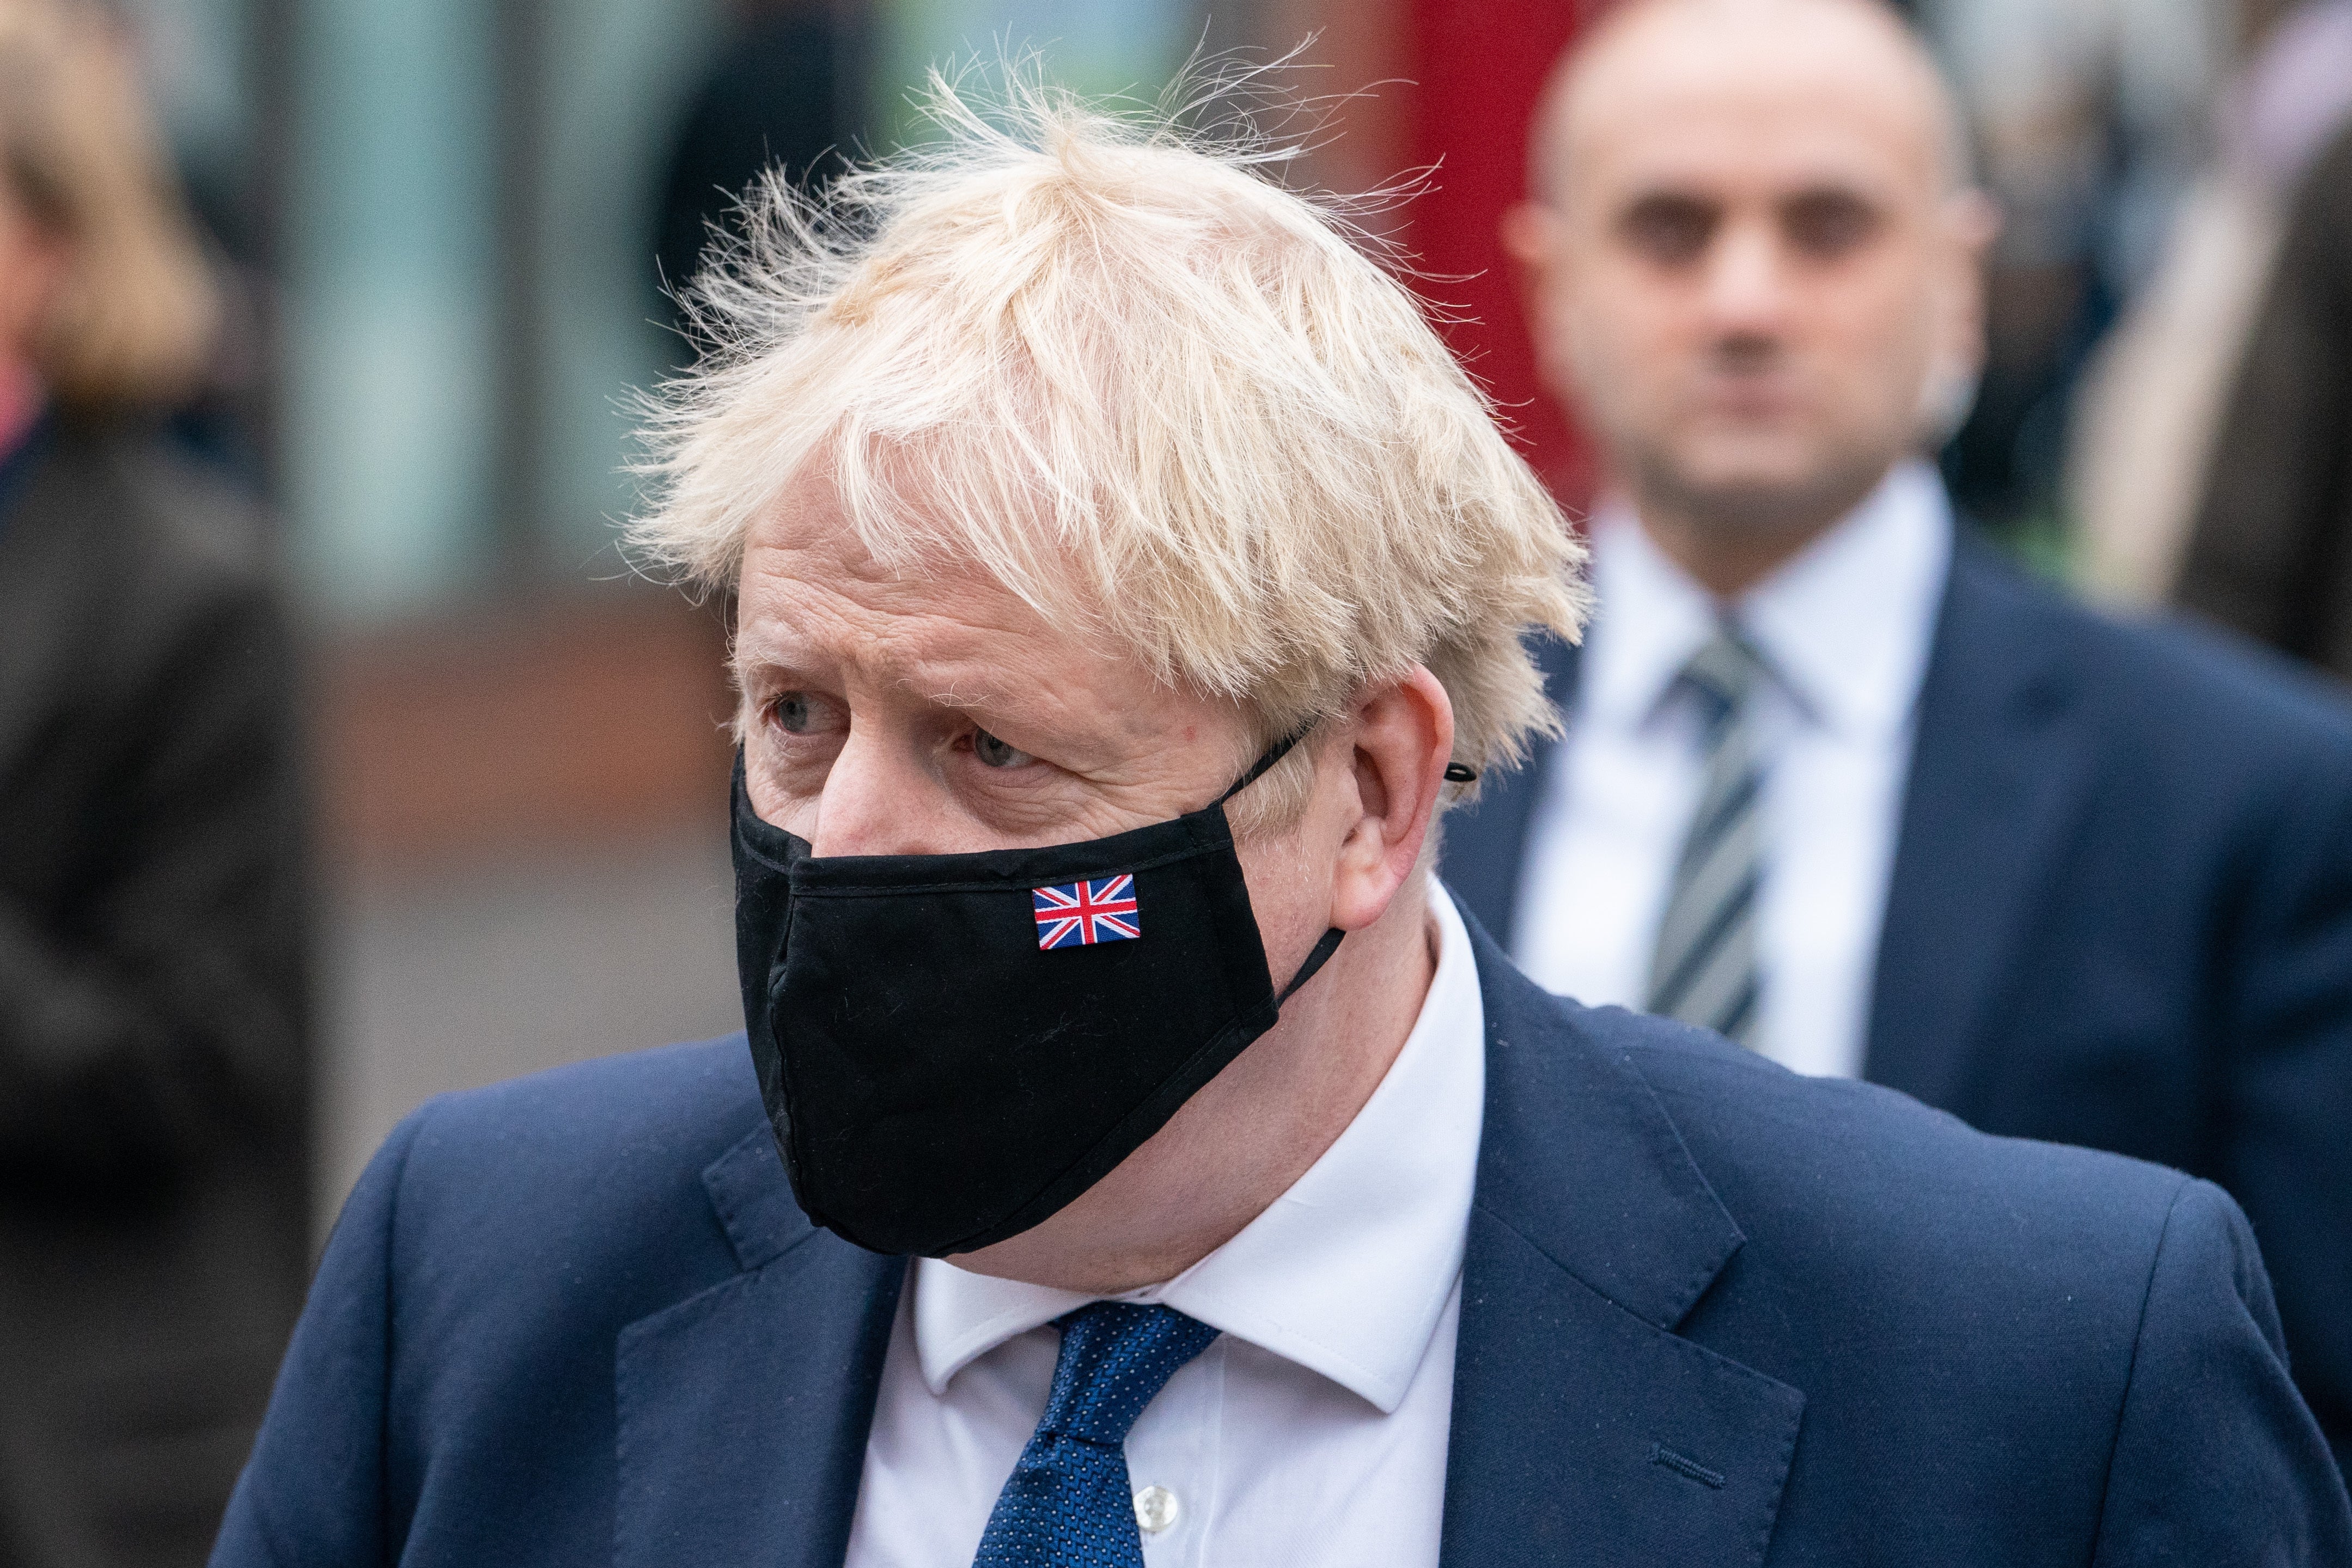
[103,0,2351,1216]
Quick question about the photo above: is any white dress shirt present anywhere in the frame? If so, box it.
[842,882,1486,1567]
[1512,460,1953,1078]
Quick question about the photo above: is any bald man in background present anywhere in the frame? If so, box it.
[1443,0,2352,1474]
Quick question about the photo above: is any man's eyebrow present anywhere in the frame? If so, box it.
[729,638,805,684]
[728,642,1017,716]
[913,678,994,712]
[1779,182,1886,206]
[1617,185,1720,208]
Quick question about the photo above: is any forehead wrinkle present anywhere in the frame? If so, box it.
[735,568,1188,765]
[735,611,999,702]
[739,525,1029,658]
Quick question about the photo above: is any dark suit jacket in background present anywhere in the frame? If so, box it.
[0,425,312,1566]
[2181,118,2352,681]
[1444,533,2352,1473]
[212,928,2350,1566]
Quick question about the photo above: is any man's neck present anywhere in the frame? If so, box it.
[1627,463,1897,602]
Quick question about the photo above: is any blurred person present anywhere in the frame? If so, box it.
[654,0,849,353]
[2071,0,2352,607]
[0,0,309,1561]
[2174,115,2352,680]
[213,73,2349,1566]
[1916,0,2229,541]
[1455,0,2352,1472]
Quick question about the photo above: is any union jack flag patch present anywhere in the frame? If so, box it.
[1033,875,1141,949]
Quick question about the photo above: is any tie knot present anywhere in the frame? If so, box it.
[1038,1303,1218,1447]
[1678,627,1767,733]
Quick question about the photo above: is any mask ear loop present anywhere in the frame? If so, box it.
[1275,926,1346,1004]
[1212,723,1351,1006]
[1216,723,1480,803]
[1213,723,1314,808]
[1212,724,1471,1005]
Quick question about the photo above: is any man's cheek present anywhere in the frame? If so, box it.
[1563,310,1654,411]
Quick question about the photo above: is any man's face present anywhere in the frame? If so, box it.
[733,477,1454,1290]
[1512,7,1987,536]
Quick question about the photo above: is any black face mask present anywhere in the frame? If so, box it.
[730,733,1346,1257]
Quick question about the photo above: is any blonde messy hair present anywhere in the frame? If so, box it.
[0,0,218,410]
[629,69,1587,816]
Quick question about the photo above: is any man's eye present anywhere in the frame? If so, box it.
[1783,191,1880,260]
[1620,195,1718,266]
[972,729,1034,770]
[773,692,815,733]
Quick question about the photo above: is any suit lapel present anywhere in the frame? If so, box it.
[614,1128,902,1568]
[1441,634,1583,951]
[1441,924,1803,1567]
[1864,542,2095,1111]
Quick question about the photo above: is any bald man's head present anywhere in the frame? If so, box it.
[1502,0,1996,596]
[1532,0,1972,206]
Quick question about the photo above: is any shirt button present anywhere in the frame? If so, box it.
[1132,1484,1180,1534]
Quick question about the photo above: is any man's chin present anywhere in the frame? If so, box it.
[1639,448,1893,542]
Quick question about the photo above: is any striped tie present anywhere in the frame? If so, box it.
[1647,627,1768,1047]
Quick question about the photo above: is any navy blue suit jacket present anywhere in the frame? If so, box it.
[214,921,2350,1566]
[1444,536,2352,1472]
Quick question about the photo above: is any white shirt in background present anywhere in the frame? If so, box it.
[1512,460,1953,1078]
[843,882,1486,1568]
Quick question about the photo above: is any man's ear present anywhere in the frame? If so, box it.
[1329,667,1454,934]
[1945,187,2002,258]
[1500,202,1585,410]
[1500,201,1567,307]
[1937,188,2000,358]
[1918,187,2000,441]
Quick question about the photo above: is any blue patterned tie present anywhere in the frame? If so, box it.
[971,1303,1220,1567]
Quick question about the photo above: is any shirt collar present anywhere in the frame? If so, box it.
[911,880,1487,1416]
[1580,459,1953,740]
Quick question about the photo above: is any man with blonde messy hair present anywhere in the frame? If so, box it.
[218,74,2345,1567]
